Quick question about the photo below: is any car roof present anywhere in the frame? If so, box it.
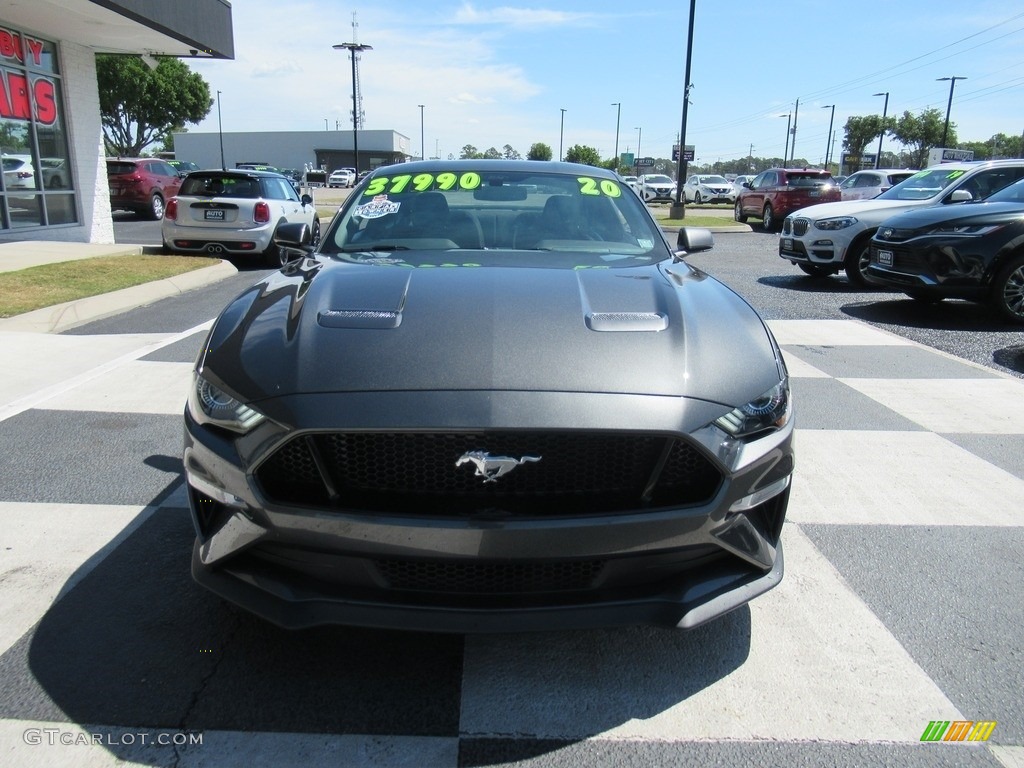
[185,169,285,178]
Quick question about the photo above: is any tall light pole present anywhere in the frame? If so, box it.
[790,98,800,164]
[821,104,835,170]
[417,104,425,161]
[937,76,966,149]
[670,0,697,219]
[333,42,373,174]
[216,90,225,170]
[778,113,791,165]
[611,102,621,170]
[559,108,567,161]
[872,91,889,169]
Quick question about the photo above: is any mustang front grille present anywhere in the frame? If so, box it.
[374,558,606,593]
[255,431,722,517]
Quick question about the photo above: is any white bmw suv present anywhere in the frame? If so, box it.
[778,160,1024,285]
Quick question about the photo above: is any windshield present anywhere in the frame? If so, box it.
[876,167,968,201]
[319,167,669,267]
[698,176,729,184]
[644,175,674,184]
[786,173,832,187]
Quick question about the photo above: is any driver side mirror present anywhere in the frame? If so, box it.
[674,227,714,260]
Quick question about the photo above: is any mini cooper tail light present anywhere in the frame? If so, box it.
[165,198,178,221]
[254,202,271,224]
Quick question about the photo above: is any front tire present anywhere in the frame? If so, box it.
[695,192,703,204]
[734,200,748,223]
[991,254,1024,323]
[761,203,776,231]
[844,242,872,287]
[310,217,321,247]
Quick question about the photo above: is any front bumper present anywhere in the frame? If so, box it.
[184,390,793,633]
[779,217,852,266]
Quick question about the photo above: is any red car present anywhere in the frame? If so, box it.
[734,168,840,231]
[107,157,183,220]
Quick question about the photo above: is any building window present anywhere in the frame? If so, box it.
[0,25,77,230]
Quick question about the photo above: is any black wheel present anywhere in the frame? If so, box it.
[146,194,165,221]
[843,242,872,287]
[991,254,1024,323]
[310,217,321,247]
[761,204,776,231]
[799,264,835,277]
[734,200,748,223]
[695,192,703,204]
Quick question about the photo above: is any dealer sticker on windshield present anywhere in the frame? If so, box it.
[353,195,401,219]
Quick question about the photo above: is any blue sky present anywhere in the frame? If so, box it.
[185,1,1024,165]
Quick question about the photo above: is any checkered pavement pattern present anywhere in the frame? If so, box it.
[0,319,1021,767]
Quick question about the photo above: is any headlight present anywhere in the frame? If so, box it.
[714,379,791,440]
[930,224,1003,236]
[188,372,265,433]
[814,217,858,231]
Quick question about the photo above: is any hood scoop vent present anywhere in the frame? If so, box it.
[318,309,402,329]
[585,312,668,332]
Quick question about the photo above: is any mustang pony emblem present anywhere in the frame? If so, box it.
[455,451,541,483]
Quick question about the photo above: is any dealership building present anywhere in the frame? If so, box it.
[0,1,234,244]
[173,129,413,178]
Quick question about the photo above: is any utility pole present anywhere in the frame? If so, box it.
[790,98,799,164]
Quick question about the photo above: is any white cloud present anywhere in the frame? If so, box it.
[452,2,595,27]
[249,60,303,78]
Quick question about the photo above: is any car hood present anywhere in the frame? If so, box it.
[876,201,1024,230]
[793,197,937,222]
[200,257,780,408]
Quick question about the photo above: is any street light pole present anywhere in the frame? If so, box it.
[821,104,835,170]
[778,113,791,164]
[611,102,621,170]
[790,98,799,164]
[872,91,889,169]
[559,108,566,161]
[937,76,966,148]
[216,90,225,170]
[333,42,373,174]
[417,104,425,161]
[670,0,696,219]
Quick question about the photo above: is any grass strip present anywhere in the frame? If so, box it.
[0,254,220,318]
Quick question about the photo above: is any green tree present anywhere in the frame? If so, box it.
[563,144,602,166]
[460,144,480,159]
[892,108,951,169]
[97,55,211,156]
[502,144,521,160]
[482,147,502,159]
[842,115,892,160]
[527,142,552,161]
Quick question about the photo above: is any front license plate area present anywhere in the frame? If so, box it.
[877,249,893,266]
[781,238,793,251]
[204,209,225,221]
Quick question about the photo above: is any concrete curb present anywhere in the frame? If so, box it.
[0,259,238,333]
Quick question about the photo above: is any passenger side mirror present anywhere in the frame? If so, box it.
[674,227,714,260]
[948,189,973,203]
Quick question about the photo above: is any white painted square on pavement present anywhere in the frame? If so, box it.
[788,430,1024,527]
[36,360,193,415]
[766,319,912,347]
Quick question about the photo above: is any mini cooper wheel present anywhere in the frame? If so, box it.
[310,217,321,247]
[734,200,748,223]
[761,204,776,231]
[992,254,1024,324]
